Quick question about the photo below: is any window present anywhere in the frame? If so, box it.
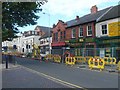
[63,31,66,39]
[54,32,58,41]
[60,32,63,41]
[79,26,83,37]
[72,29,76,38]
[101,24,107,35]
[87,25,92,36]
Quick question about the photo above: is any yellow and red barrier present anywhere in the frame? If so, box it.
[88,57,105,71]
[65,57,76,65]
[53,55,61,63]
[103,57,116,65]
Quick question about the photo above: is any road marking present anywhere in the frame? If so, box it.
[20,65,86,89]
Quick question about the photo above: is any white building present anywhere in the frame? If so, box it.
[39,35,52,57]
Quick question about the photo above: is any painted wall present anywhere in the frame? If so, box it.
[96,18,119,37]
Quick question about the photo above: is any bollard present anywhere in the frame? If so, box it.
[5,55,8,69]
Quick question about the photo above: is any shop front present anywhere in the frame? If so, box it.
[96,36,120,62]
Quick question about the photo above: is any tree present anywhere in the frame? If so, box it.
[2,1,47,41]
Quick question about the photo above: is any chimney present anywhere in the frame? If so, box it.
[91,5,98,14]
[53,24,56,28]
[76,16,79,20]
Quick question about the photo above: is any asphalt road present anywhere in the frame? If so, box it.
[9,56,120,88]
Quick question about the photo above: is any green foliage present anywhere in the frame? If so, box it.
[2,1,47,41]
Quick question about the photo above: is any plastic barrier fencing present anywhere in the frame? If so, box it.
[75,56,86,64]
[88,57,105,71]
[45,54,54,61]
[53,55,61,63]
[65,57,76,65]
[117,61,120,71]
[85,56,93,64]
[103,57,116,65]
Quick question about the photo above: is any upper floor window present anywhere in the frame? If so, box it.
[72,29,76,38]
[63,31,66,39]
[101,24,107,35]
[79,26,83,37]
[53,32,58,41]
[87,25,92,36]
[60,32,63,41]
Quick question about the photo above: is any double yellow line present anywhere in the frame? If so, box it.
[21,65,87,89]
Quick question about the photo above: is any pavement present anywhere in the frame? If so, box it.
[1,63,72,88]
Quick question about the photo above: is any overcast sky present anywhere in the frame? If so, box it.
[17,0,119,34]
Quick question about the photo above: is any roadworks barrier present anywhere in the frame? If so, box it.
[45,54,54,62]
[117,61,120,71]
[53,55,61,63]
[85,56,93,64]
[75,56,86,64]
[102,57,116,65]
[65,57,76,66]
[88,57,105,71]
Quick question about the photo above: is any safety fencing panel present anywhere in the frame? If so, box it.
[75,56,86,64]
[65,57,76,66]
[88,57,105,71]
[102,57,116,65]
[85,56,93,64]
[117,61,120,71]
[53,55,61,63]
[45,54,54,62]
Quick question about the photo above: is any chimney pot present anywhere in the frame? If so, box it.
[76,16,79,20]
[91,5,98,14]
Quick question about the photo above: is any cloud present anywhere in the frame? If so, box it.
[41,0,119,17]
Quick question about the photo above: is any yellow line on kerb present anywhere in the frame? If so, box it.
[21,65,85,89]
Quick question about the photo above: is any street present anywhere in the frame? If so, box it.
[2,56,119,89]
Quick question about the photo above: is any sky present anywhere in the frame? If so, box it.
[17,0,119,34]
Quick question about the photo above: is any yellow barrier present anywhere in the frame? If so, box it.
[53,55,61,63]
[117,61,120,71]
[103,57,116,65]
[65,57,76,65]
[45,54,53,61]
[88,57,105,71]
[85,56,93,64]
[75,56,86,64]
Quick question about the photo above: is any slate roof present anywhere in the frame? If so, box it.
[39,31,52,39]
[66,6,112,28]
[35,26,52,33]
[98,5,120,22]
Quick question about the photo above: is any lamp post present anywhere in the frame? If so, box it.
[43,12,51,55]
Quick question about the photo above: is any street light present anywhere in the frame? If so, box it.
[43,12,51,55]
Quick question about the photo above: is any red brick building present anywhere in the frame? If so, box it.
[65,5,111,56]
[52,5,111,57]
[51,20,69,56]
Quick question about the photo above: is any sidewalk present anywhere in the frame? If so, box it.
[2,64,69,88]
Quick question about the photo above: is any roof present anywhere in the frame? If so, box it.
[66,6,112,28]
[35,25,52,34]
[39,31,52,39]
[98,5,120,22]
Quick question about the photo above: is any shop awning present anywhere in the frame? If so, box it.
[51,42,66,47]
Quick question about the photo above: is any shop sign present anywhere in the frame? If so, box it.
[85,38,94,42]
[108,22,120,36]
[102,39,120,44]
[65,40,69,43]
[79,39,84,42]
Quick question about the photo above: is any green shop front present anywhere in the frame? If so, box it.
[96,36,120,62]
